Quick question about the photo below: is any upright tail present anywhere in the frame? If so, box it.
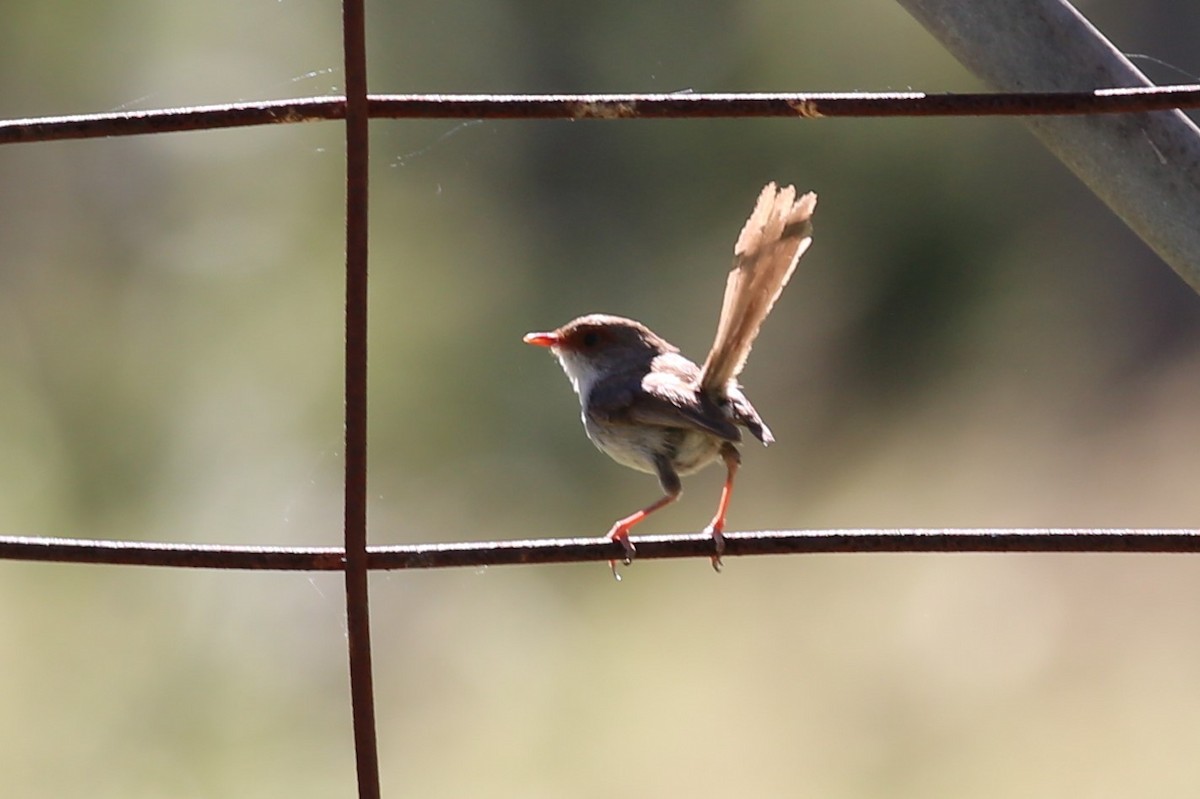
[699,183,817,392]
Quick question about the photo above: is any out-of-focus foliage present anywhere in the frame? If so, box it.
[2,0,1200,796]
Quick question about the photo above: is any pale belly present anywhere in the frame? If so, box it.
[582,413,725,477]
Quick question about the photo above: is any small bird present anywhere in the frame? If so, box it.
[524,183,817,576]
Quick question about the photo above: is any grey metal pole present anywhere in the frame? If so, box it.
[896,0,1200,291]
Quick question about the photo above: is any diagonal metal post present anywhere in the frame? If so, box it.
[895,0,1200,292]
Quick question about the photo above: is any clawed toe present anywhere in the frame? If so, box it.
[705,525,726,573]
[606,530,637,581]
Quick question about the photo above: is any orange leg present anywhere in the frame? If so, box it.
[703,445,741,572]
[606,492,679,580]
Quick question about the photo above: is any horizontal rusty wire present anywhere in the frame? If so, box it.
[2,85,1199,145]
[1,530,1198,571]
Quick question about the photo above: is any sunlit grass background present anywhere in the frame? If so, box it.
[2,0,1200,796]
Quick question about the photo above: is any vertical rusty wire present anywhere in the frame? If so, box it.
[341,0,381,795]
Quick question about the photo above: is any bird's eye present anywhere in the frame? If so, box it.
[581,331,599,348]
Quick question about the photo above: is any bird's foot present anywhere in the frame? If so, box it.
[605,525,637,582]
[704,524,726,573]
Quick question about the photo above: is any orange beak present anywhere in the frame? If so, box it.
[523,331,559,348]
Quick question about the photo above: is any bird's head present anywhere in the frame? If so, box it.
[523,314,677,399]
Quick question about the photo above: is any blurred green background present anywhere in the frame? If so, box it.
[2,0,1200,796]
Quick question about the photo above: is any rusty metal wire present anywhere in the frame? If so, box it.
[2,530,1198,572]
[2,85,1199,145]
[340,0,380,794]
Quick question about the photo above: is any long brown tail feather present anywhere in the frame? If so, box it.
[700,183,817,391]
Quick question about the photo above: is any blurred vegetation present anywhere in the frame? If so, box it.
[2,0,1200,796]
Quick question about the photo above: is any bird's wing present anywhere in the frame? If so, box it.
[700,183,817,392]
[723,384,773,445]
[587,355,742,442]
[631,370,742,442]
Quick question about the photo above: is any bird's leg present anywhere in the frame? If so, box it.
[704,444,742,572]
[605,494,676,574]
[605,458,681,580]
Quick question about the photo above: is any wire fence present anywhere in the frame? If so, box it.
[4,529,1200,571]
[5,85,1200,145]
[3,1,1200,795]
